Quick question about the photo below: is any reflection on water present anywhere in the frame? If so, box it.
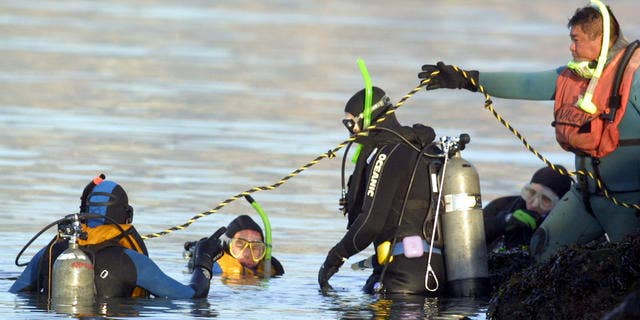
[2,0,639,319]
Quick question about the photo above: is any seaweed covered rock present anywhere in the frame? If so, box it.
[487,232,640,320]
[488,247,533,295]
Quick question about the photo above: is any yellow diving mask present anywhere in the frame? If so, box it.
[228,237,267,262]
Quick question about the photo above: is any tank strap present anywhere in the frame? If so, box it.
[602,40,639,122]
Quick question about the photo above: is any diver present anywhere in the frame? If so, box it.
[418,2,640,262]
[10,174,224,299]
[318,86,446,295]
[185,214,284,279]
[483,165,573,251]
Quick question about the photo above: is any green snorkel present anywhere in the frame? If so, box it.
[244,195,272,278]
[351,58,373,163]
[574,0,611,114]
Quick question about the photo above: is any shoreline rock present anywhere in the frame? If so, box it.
[486,232,640,320]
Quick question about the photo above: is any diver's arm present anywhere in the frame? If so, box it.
[9,247,46,293]
[336,145,408,256]
[479,68,564,100]
[125,250,207,299]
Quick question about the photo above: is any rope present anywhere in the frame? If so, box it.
[144,64,639,239]
[142,80,430,239]
[445,66,640,211]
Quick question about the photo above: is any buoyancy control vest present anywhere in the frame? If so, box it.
[554,41,640,158]
[38,223,149,298]
[214,252,284,278]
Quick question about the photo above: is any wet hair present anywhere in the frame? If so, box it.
[568,5,619,43]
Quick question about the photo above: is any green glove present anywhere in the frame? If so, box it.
[506,209,538,230]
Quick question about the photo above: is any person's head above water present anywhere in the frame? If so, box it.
[79,174,134,227]
[521,166,573,216]
[225,215,266,269]
[342,86,392,134]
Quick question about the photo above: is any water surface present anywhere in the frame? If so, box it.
[2,1,639,319]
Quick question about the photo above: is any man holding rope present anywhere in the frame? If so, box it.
[418,2,640,262]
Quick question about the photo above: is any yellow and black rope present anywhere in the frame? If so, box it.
[144,66,638,240]
[449,65,640,211]
[142,80,429,239]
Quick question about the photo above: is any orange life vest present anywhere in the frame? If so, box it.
[216,252,275,277]
[215,252,283,278]
[554,46,640,158]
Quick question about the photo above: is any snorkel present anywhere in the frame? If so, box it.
[244,195,272,277]
[351,58,373,163]
[571,0,611,114]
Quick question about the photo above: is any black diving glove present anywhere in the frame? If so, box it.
[505,209,540,231]
[418,61,479,92]
[188,227,226,299]
[318,246,347,291]
[192,227,226,275]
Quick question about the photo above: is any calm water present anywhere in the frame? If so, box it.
[1,1,639,319]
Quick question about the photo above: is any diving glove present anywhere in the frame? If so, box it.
[318,246,347,291]
[505,209,540,230]
[419,61,479,92]
[192,227,226,276]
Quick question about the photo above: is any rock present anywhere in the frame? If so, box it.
[486,232,640,320]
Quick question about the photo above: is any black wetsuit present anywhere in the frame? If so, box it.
[483,196,542,250]
[11,226,212,299]
[333,120,446,295]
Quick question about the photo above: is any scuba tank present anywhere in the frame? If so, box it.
[51,213,96,306]
[439,134,489,297]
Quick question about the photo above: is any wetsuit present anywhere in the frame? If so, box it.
[479,37,640,262]
[483,196,542,250]
[10,227,212,299]
[334,120,445,295]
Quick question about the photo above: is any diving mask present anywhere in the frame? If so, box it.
[567,60,598,79]
[342,95,391,135]
[228,237,267,262]
[521,183,559,213]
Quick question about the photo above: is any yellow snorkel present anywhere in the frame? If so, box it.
[574,0,611,114]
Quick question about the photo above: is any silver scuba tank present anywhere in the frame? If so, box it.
[51,214,96,307]
[441,148,489,297]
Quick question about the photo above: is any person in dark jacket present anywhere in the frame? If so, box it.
[318,86,445,295]
[10,175,223,299]
[483,166,573,251]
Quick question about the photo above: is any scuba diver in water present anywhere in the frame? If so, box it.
[10,174,224,299]
[318,86,446,295]
[483,165,573,251]
[185,215,284,279]
[418,2,640,262]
